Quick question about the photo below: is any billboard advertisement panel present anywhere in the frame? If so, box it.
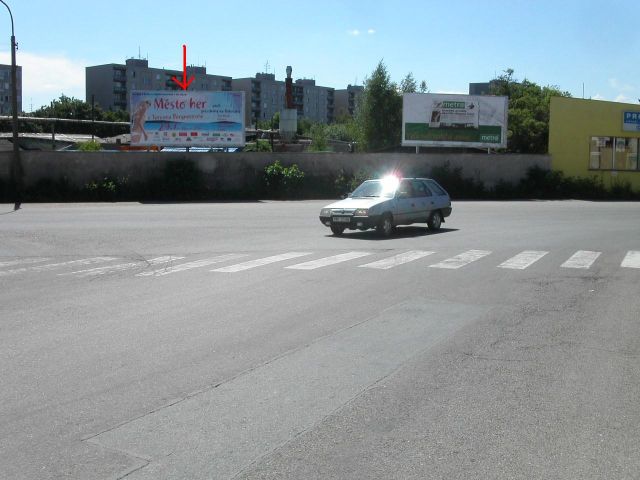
[130,90,245,147]
[623,111,640,132]
[402,93,508,148]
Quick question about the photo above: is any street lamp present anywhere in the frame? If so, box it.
[0,0,21,210]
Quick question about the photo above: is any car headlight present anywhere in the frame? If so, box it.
[354,208,369,216]
[320,208,332,216]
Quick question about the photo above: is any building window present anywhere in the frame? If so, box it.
[590,136,639,170]
[590,136,613,169]
[615,137,638,170]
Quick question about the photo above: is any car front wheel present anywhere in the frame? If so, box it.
[428,211,442,230]
[376,213,394,237]
[330,225,345,236]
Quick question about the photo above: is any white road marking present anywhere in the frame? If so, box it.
[358,250,435,270]
[137,254,247,277]
[63,256,182,277]
[429,250,492,269]
[561,250,601,269]
[0,257,117,276]
[498,251,549,270]
[286,251,373,270]
[0,257,51,268]
[212,252,313,272]
[621,251,640,269]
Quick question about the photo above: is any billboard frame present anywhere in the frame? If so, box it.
[130,90,245,148]
[402,93,508,149]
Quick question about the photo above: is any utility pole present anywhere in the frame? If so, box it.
[1,0,21,210]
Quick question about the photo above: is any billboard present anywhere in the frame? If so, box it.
[130,90,245,147]
[402,93,508,148]
[623,111,640,132]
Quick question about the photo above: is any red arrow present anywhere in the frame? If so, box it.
[171,44,195,90]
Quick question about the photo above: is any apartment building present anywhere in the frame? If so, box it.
[0,64,22,115]
[86,58,232,112]
[334,84,363,118]
[232,73,335,126]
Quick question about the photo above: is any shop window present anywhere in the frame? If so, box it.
[590,136,613,169]
[615,137,638,170]
[590,136,640,170]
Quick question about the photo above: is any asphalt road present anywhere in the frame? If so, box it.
[1,200,639,480]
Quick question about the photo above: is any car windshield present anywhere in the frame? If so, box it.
[351,178,398,198]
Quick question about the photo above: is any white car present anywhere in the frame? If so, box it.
[319,176,452,236]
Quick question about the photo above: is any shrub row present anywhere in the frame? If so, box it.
[1,161,638,202]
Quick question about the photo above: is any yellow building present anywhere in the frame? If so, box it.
[549,96,640,191]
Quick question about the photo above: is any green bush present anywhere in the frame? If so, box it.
[84,176,128,201]
[430,162,485,199]
[264,160,305,198]
[77,140,102,151]
[244,139,272,152]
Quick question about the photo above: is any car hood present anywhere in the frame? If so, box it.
[324,197,391,209]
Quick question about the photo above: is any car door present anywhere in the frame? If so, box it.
[394,180,415,224]
[411,180,433,222]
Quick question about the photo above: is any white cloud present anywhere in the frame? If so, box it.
[592,93,605,100]
[608,78,635,92]
[0,50,86,111]
[614,94,634,104]
[347,29,361,36]
[367,29,376,35]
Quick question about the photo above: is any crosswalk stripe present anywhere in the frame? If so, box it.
[358,250,435,270]
[63,256,182,277]
[561,250,601,269]
[0,257,51,268]
[286,251,373,270]
[0,257,117,276]
[212,252,313,273]
[621,251,640,269]
[137,254,247,277]
[498,251,549,270]
[429,250,492,269]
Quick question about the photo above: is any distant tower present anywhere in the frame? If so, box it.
[281,65,297,142]
[285,66,294,109]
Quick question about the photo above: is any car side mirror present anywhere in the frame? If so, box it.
[341,192,352,199]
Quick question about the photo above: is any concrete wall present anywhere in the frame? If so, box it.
[0,151,550,191]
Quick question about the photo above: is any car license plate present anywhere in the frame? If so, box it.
[333,216,351,223]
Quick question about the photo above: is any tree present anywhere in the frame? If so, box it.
[400,72,417,93]
[31,95,129,137]
[355,60,403,152]
[309,124,329,151]
[491,69,571,153]
[419,80,428,93]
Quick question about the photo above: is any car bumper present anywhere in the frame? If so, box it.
[319,215,381,230]
[442,206,452,217]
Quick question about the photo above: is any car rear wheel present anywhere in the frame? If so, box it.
[330,225,345,236]
[376,213,394,237]
[428,210,442,230]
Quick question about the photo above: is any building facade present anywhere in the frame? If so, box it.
[0,64,22,115]
[232,73,335,126]
[335,84,363,118]
[549,96,640,191]
[86,59,232,113]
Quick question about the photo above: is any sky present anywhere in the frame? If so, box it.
[1,0,639,112]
